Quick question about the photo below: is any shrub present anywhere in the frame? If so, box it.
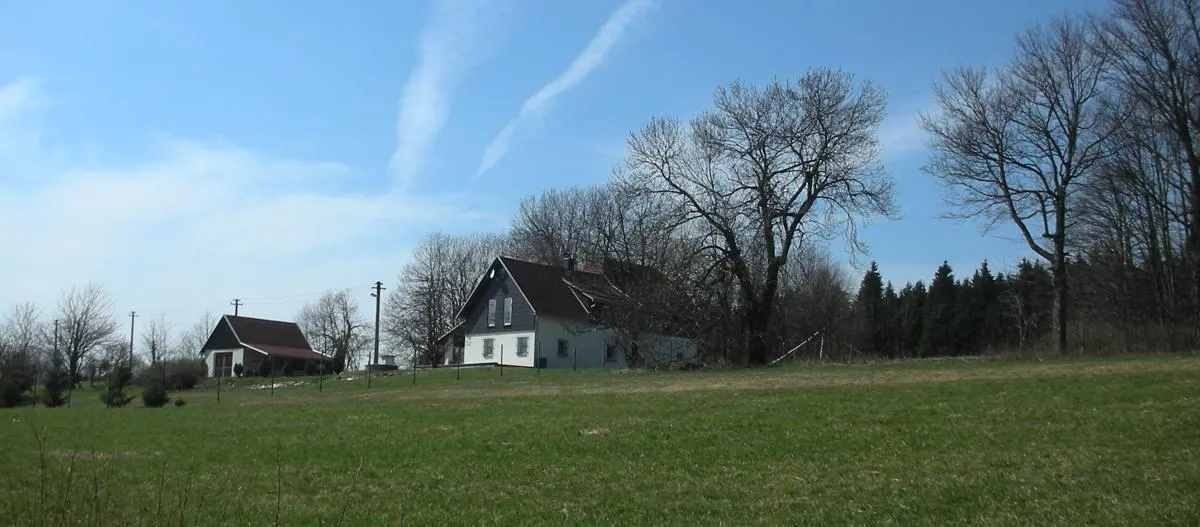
[41,353,70,408]
[153,358,205,391]
[100,362,134,408]
[174,398,186,407]
[0,378,23,408]
[141,380,170,408]
[257,360,272,377]
[233,363,244,377]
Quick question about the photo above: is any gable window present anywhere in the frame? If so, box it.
[487,299,497,328]
[517,336,529,357]
[483,338,495,359]
[503,297,513,326]
[557,339,569,358]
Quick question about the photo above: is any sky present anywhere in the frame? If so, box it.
[0,0,1102,349]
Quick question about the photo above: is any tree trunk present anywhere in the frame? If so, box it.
[1053,253,1069,357]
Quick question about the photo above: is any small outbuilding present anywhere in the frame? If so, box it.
[199,315,332,377]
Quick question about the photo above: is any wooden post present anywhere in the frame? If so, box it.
[819,332,825,362]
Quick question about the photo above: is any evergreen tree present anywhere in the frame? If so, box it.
[41,352,70,408]
[882,281,901,358]
[921,261,958,357]
[100,360,134,408]
[972,260,1002,352]
[897,281,927,357]
[852,262,886,355]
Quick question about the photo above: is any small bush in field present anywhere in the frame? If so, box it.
[233,363,245,377]
[141,380,170,408]
[174,398,186,407]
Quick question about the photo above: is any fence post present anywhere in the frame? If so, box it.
[572,344,577,372]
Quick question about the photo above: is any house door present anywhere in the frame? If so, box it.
[214,352,233,378]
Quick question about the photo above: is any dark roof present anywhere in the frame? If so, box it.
[499,257,591,319]
[225,315,315,353]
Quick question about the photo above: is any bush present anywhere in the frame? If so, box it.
[0,378,23,408]
[174,398,186,407]
[41,353,70,408]
[100,362,134,408]
[141,380,170,408]
[233,363,244,377]
[149,358,205,391]
[257,360,272,377]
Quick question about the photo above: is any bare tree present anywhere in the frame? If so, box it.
[141,316,173,366]
[509,188,595,265]
[619,69,894,365]
[1096,0,1200,314]
[175,312,216,359]
[56,283,118,386]
[921,16,1117,355]
[1,302,47,360]
[385,232,509,367]
[296,290,369,373]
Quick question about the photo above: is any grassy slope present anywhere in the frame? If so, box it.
[2,356,1198,526]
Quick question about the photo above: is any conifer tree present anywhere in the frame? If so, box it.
[852,262,886,355]
[921,261,958,357]
[898,281,927,357]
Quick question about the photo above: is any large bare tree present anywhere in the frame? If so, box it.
[619,69,894,364]
[296,290,370,373]
[385,232,510,366]
[921,16,1117,355]
[56,283,118,385]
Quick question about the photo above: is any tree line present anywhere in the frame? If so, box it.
[379,0,1200,365]
[4,0,1195,386]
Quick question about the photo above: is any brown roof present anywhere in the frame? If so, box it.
[225,315,316,353]
[499,257,592,319]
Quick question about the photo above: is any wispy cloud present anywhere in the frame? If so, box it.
[389,0,498,189]
[474,0,659,179]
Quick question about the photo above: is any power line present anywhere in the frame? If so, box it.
[230,298,242,316]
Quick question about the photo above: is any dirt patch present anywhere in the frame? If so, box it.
[46,450,161,461]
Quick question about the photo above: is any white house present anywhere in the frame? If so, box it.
[435,255,698,369]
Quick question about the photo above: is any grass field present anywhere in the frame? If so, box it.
[2,356,1199,525]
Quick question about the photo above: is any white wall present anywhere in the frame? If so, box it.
[462,330,537,367]
[533,316,624,369]
[202,347,245,377]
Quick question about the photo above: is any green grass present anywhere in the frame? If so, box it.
[3,356,1199,525]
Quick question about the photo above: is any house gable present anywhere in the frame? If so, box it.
[461,260,537,334]
[198,317,241,355]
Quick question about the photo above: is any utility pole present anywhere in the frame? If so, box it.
[231,298,242,316]
[370,281,384,366]
[369,281,385,389]
[128,311,137,366]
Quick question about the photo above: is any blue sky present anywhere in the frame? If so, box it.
[0,0,1100,344]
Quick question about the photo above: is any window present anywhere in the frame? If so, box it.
[483,338,495,359]
[503,297,513,326]
[487,299,496,327]
[605,344,616,362]
[517,337,529,357]
[557,339,569,358]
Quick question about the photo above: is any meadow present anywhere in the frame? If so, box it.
[1,356,1198,526]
